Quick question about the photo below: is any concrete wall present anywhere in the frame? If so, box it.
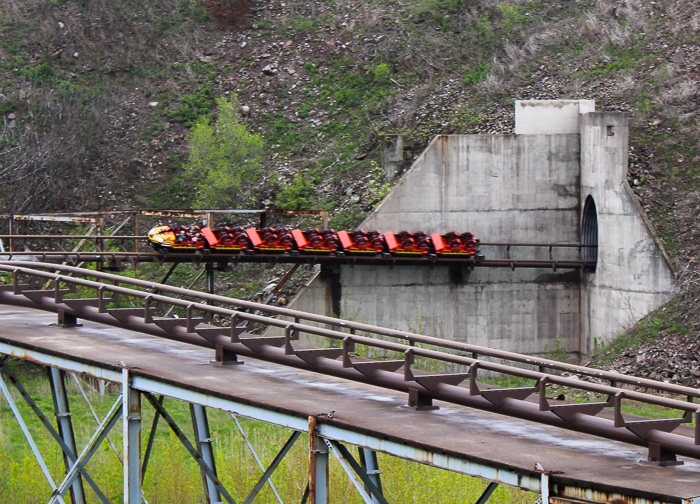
[515,99,595,135]
[580,112,676,347]
[290,133,584,355]
[285,102,676,357]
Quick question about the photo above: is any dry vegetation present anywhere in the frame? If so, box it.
[0,0,699,363]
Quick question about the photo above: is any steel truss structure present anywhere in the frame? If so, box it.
[0,261,699,503]
[4,346,690,504]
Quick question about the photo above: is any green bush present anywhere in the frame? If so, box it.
[275,174,315,210]
[183,94,264,208]
[373,63,391,82]
[167,84,214,128]
[20,60,55,84]
[462,61,489,85]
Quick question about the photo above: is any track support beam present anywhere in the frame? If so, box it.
[190,404,222,504]
[308,416,329,504]
[49,367,87,504]
[475,482,498,504]
[123,369,142,503]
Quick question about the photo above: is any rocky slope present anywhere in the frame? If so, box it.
[1,0,699,365]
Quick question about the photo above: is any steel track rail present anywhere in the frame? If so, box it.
[0,251,596,270]
[0,261,696,399]
[0,235,595,270]
[0,262,699,463]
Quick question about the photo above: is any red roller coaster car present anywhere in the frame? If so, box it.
[147,225,482,258]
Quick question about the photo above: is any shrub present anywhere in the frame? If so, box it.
[275,175,315,210]
[167,84,214,128]
[373,63,391,82]
[183,95,264,208]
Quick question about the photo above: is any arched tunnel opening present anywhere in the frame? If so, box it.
[581,195,598,272]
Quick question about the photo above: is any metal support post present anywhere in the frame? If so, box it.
[358,448,383,504]
[231,414,285,504]
[206,262,215,308]
[8,214,13,253]
[141,392,235,504]
[0,371,67,504]
[308,416,328,504]
[475,482,498,504]
[190,404,221,504]
[540,472,550,504]
[49,367,87,504]
[325,441,388,504]
[134,211,140,271]
[123,369,142,504]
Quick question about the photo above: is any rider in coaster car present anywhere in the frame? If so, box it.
[175,229,188,244]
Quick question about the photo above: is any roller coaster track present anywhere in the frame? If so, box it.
[0,235,597,271]
[0,261,698,464]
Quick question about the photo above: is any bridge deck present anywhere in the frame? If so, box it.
[0,305,698,502]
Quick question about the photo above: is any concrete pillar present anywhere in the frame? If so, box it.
[580,112,675,349]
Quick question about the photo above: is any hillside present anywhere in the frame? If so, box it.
[0,0,699,369]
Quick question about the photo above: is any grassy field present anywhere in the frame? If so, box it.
[0,364,533,504]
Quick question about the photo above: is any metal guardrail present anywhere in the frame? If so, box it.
[0,261,698,465]
[0,236,597,270]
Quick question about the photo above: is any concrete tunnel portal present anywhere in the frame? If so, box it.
[281,100,676,361]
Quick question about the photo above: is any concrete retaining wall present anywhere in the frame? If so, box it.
[283,102,676,358]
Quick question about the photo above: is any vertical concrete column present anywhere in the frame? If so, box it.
[308,416,329,504]
[190,404,221,504]
[579,112,675,348]
[48,367,86,504]
[122,369,141,504]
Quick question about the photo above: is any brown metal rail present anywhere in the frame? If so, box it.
[0,262,698,464]
[0,236,596,270]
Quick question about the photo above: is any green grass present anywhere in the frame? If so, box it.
[0,369,532,503]
[593,299,691,364]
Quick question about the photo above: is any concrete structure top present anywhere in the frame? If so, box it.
[515,99,596,134]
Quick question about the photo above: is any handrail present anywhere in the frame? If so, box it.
[0,261,696,401]
[1,261,700,461]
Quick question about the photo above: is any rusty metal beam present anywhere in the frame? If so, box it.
[2,263,700,464]
[1,262,694,401]
[0,249,597,270]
